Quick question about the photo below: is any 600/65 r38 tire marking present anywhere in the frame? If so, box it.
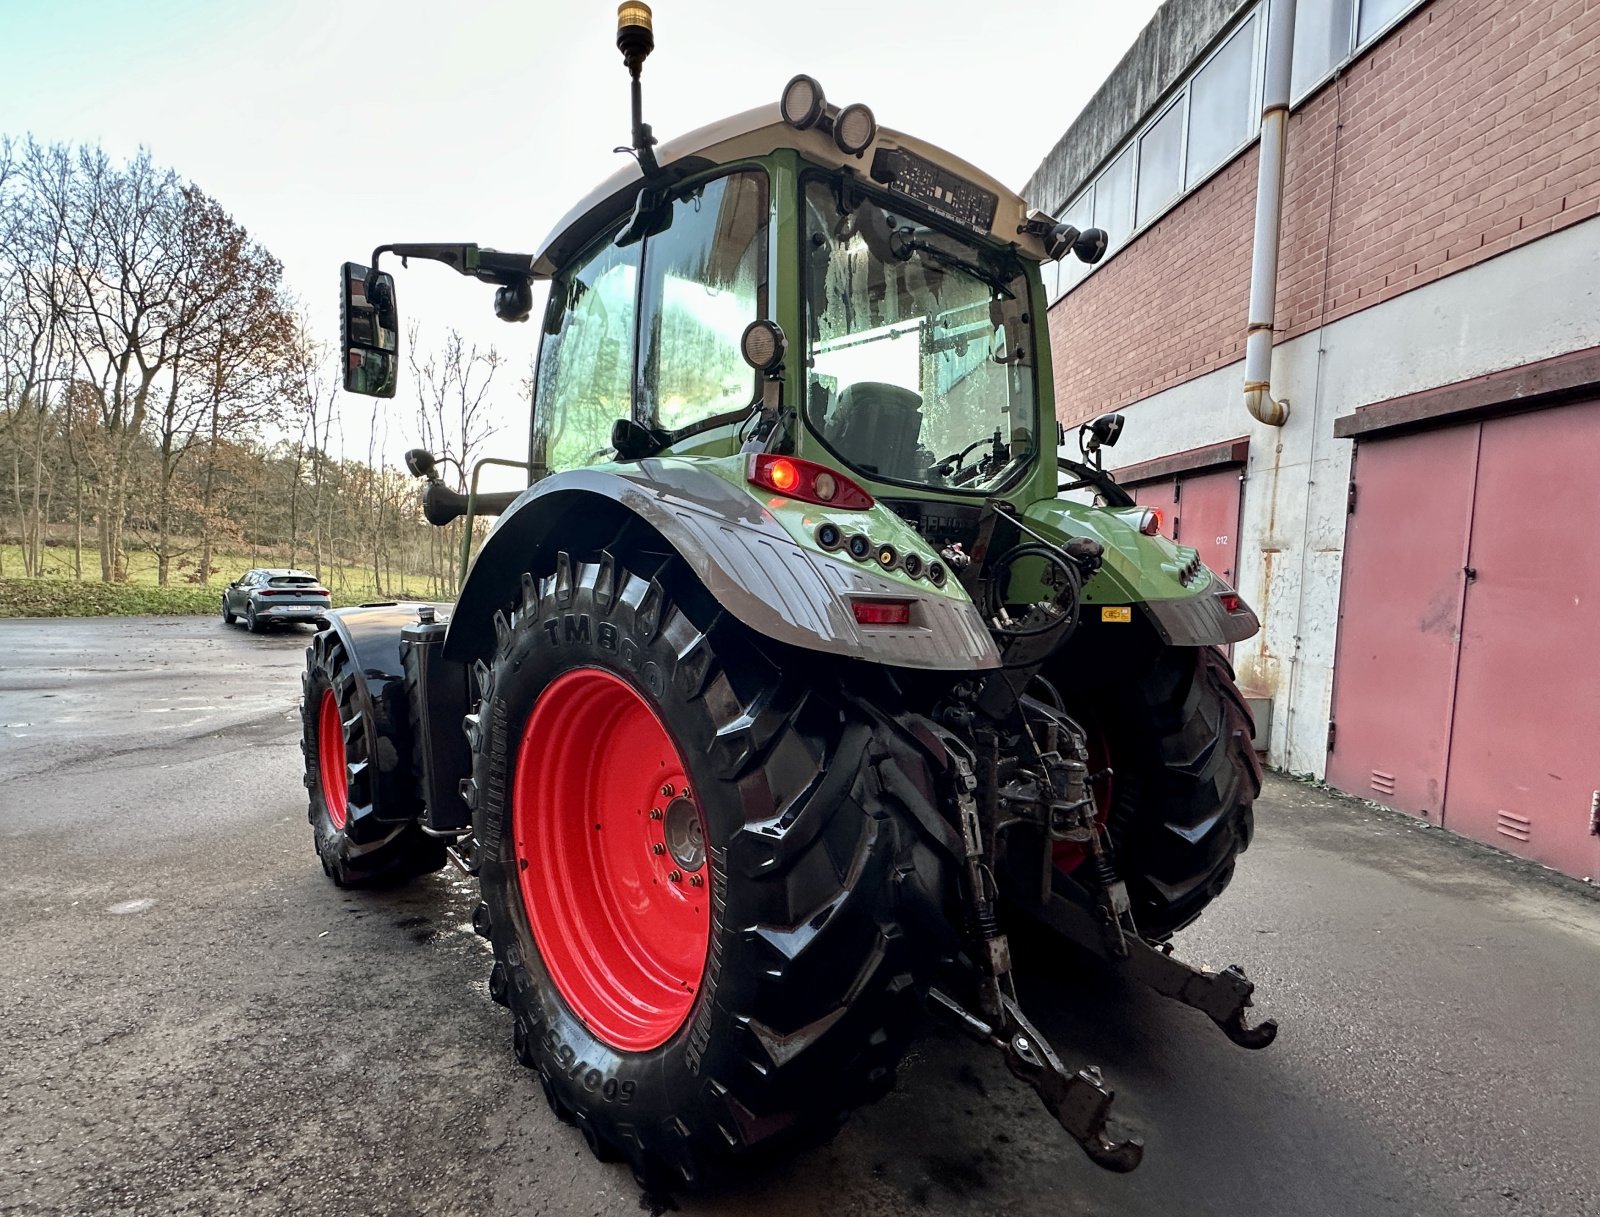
[514,667,711,1052]
[467,547,950,1189]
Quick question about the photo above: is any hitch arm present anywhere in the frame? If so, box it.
[929,988,1144,1173]
[1025,872,1278,1050]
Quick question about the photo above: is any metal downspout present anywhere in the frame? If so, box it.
[1245,0,1297,427]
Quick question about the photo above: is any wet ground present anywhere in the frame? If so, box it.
[2,614,1597,1217]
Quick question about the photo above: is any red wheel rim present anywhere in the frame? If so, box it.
[513,668,711,1052]
[317,689,349,831]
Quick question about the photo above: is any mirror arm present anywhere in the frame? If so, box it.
[371,243,536,285]
[370,244,541,324]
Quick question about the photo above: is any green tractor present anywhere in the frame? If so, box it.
[306,4,1272,1189]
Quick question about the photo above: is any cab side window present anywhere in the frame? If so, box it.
[637,171,767,433]
[533,239,640,474]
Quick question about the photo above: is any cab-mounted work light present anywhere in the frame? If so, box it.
[781,74,826,130]
[780,75,877,158]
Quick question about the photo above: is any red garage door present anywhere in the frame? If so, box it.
[1329,398,1600,878]
[1440,405,1600,876]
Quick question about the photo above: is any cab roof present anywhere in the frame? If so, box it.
[531,103,1050,276]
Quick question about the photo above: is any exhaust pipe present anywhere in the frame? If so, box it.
[1244,0,1297,428]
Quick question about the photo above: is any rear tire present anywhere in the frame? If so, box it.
[246,603,264,634]
[1079,646,1260,939]
[467,548,948,1189]
[300,629,446,886]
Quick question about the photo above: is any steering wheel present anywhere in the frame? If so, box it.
[929,436,990,481]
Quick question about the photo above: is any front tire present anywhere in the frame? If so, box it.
[300,629,446,886]
[467,549,947,1188]
[221,596,236,625]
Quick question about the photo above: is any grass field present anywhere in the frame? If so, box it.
[0,542,437,617]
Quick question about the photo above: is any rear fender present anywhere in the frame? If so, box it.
[441,461,1000,671]
[1024,498,1259,647]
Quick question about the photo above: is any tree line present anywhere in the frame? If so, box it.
[1,136,509,600]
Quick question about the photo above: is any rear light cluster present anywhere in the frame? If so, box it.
[814,522,946,587]
[749,455,947,588]
[748,454,873,509]
[1218,591,1246,614]
[259,587,329,597]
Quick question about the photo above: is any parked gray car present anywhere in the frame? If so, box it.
[221,569,331,633]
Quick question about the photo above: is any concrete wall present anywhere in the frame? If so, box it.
[1100,213,1600,775]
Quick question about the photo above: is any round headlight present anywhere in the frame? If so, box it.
[740,319,787,373]
[781,74,826,130]
[834,103,877,156]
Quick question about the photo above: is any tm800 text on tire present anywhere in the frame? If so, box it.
[466,548,949,1189]
[300,629,446,886]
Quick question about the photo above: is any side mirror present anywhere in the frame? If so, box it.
[340,262,398,398]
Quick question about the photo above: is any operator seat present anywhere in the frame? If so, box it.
[825,382,926,482]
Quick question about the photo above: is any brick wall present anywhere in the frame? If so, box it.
[1049,0,1600,426]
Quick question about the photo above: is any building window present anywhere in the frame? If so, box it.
[1358,0,1412,41]
[1051,193,1094,302]
[1094,146,1135,255]
[1289,0,1357,99]
[1047,0,1425,303]
[1186,13,1257,187]
[1136,100,1186,226]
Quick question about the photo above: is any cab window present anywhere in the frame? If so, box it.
[638,170,768,433]
[533,239,639,474]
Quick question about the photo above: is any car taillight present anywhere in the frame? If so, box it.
[748,454,873,509]
[1137,508,1163,536]
[851,599,912,626]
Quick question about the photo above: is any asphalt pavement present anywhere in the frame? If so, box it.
[2,615,1597,1217]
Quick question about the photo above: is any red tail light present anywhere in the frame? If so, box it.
[1219,591,1245,614]
[851,599,912,626]
[748,454,873,509]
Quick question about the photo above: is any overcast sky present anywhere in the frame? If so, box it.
[3,0,1160,470]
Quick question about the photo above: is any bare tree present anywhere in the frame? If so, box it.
[408,321,503,594]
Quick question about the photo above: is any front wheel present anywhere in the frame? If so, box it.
[300,630,445,886]
[221,595,236,625]
[467,549,947,1188]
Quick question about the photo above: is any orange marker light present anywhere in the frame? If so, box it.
[768,459,799,492]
